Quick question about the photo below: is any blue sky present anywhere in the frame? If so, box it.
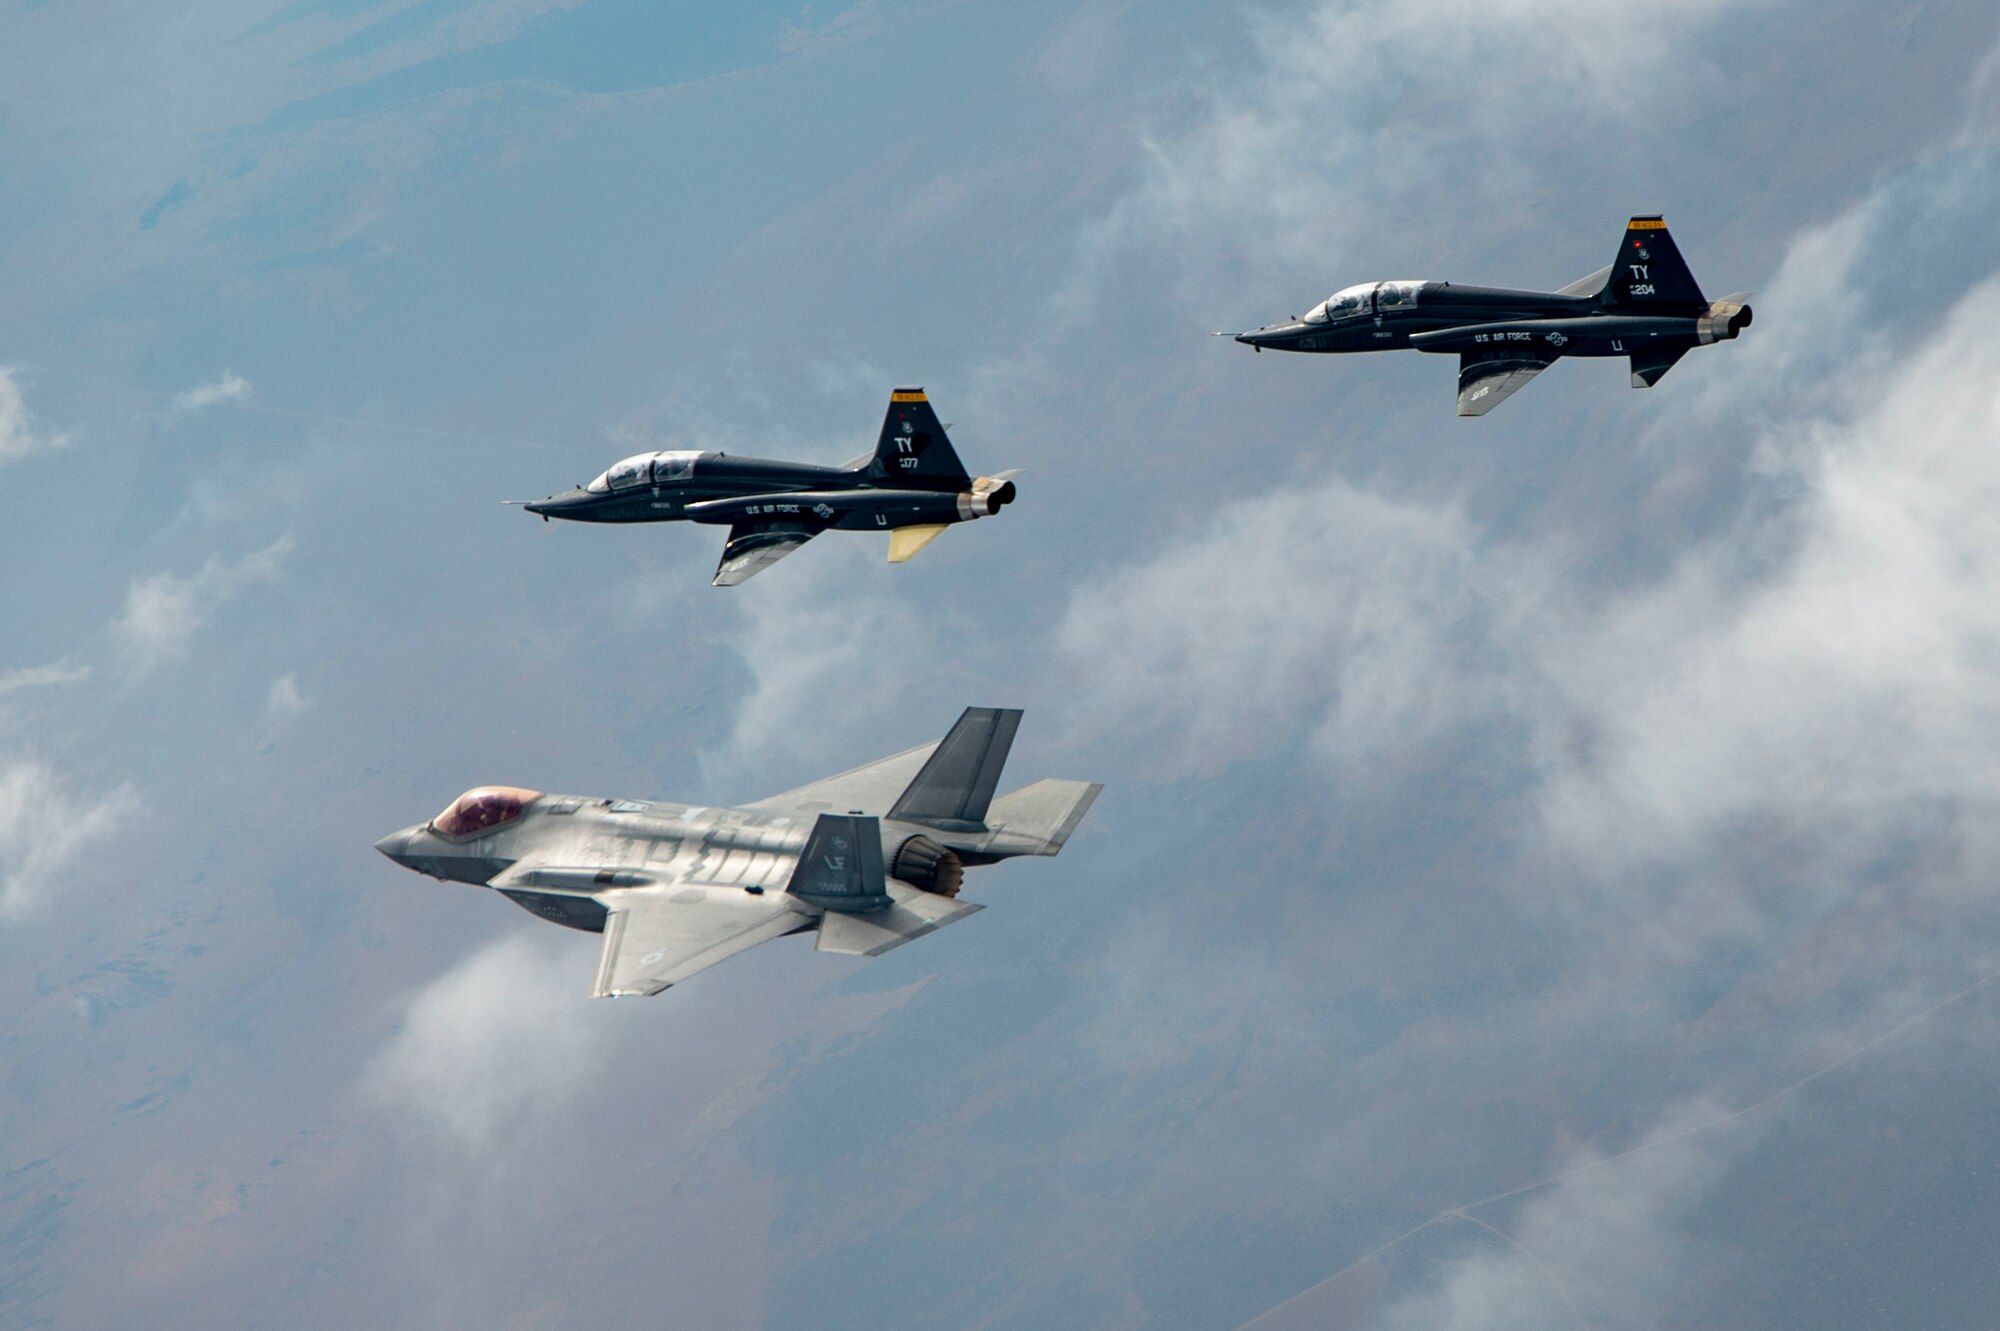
[6,1,2000,1327]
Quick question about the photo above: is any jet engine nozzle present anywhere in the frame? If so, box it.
[957,488,1009,520]
[959,475,1018,519]
[968,471,1024,511]
[891,834,964,897]
[1697,298,1753,344]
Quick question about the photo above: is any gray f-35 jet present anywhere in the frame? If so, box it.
[520,387,1018,585]
[373,708,1100,997]
[1231,216,1752,415]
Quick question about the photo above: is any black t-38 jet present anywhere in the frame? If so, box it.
[1230,216,1751,415]
[520,388,1017,585]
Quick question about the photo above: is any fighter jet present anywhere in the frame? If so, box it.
[373,708,1100,997]
[1229,216,1752,415]
[519,388,1018,585]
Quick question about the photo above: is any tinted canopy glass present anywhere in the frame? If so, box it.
[431,786,542,838]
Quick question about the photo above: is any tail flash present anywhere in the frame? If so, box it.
[1603,215,1706,309]
[868,388,972,490]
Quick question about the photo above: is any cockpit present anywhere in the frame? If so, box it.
[430,786,542,839]
[1304,283,1376,324]
[1300,280,1425,324]
[585,450,702,494]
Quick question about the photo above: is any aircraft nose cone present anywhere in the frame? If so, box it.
[522,488,587,518]
[374,828,414,864]
[1236,326,1288,348]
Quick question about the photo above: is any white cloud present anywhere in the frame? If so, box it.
[1061,147,2000,906]
[362,930,604,1148]
[1058,0,1737,331]
[1052,143,2000,1327]
[263,673,307,734]
[0,366,72,463]
[1366,1099,1748,1331]
[1534,276,2000,881]
[1058,483,1495,778]
[0,659,92,696]
[114,535,295,675]
[712,545,959,784]
[165,370,251,418]
[0,758,141,917]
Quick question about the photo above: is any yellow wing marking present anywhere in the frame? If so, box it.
[887,525,948,562]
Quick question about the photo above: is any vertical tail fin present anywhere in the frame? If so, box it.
[787,813,890,911]
[867,388,972,491]
[1602,215,1706,309]
[888,706,1022,832]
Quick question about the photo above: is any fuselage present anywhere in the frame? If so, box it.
[373,788,997,929]
[524,451,861,524]
[1235,280,1729,358]
[378,794,811,887]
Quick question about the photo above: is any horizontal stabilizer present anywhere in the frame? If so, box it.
[814,883,983,956]
[889,706,1022,832]
[985,778,1102,855]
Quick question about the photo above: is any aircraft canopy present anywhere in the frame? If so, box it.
[1304,283,1375,323]
[1303,280,1424,324]
[585,450,702,493]
[432,786,542,838]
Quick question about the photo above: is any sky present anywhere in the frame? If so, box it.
[5,1,2000,1327]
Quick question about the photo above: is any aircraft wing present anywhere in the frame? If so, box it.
[713,521,822,587]
[1629,344,1689,387]
[742,740,941,814]
[1457,348,1557,416]
[592,884,810,997]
